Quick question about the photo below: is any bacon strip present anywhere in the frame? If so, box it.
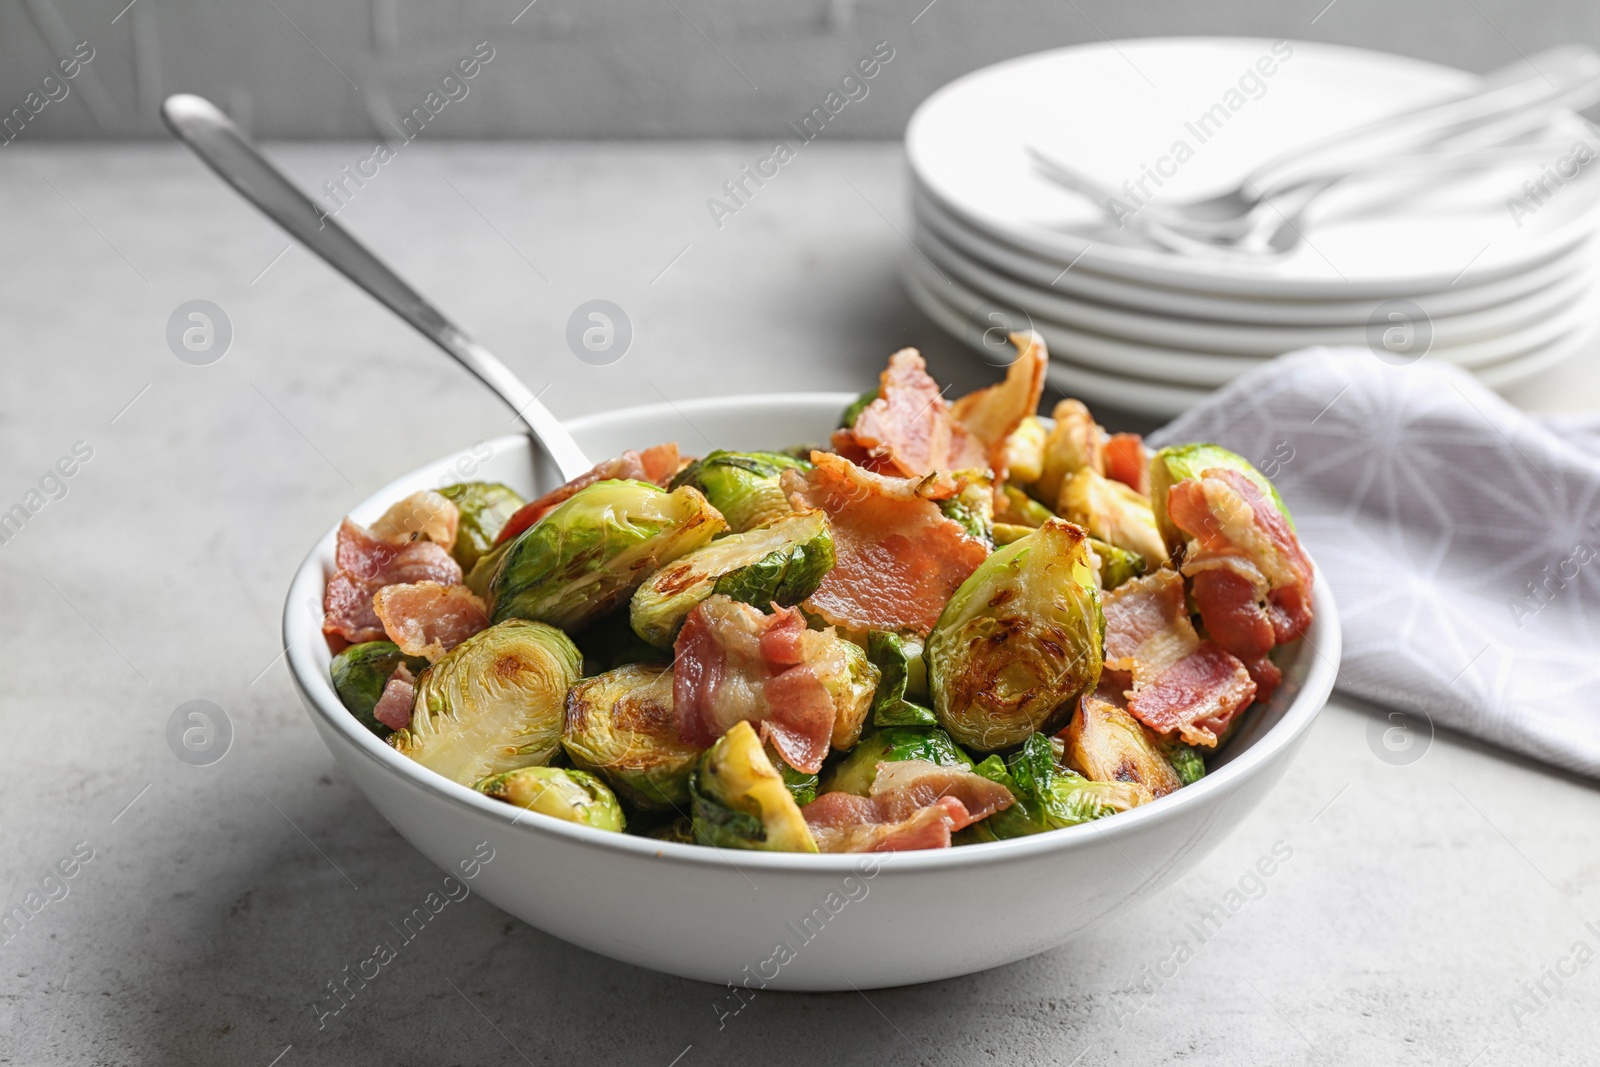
[494,445,680,546]
[1103,570,1258,747]
[373,581,490,662]
[1104,433,1150,496]
[949,331,1047,481]
[801,760,1014,852]
[783,452,989,636]
[836,349,988,478]
[324,520,462,643]
[673,597,853,773]
[372,665,418,732]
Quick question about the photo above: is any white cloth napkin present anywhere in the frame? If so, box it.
[1150,347,1600,778]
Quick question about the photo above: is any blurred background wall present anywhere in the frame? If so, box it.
[2,0,1595,141]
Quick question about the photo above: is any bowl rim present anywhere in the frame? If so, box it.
[284,393,1341,873]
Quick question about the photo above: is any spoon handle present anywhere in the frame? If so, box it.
[160,93,592,482]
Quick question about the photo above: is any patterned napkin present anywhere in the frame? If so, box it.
[1150,347,1600,778]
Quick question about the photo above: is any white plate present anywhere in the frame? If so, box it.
[915,218,1596,356]
[904,248,1598,385]
[285,399,1340,988]
[908,39,1600,297]
[914,188,1599,325]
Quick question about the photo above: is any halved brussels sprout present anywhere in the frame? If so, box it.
[573,612,673,674]
[1058,467,1168,566]
[1064,696,1184,798]
[1000,484,1056,528]
[1087,537,1147,592]
[628,509,835,648]
[562,664,702,809]
[938,471,995,546]
[669,451,811,533]
[1032,399,1105,508]
[488,479,725,631]
[1149,443,1293,556]
[821,636,879,751]
[767,744,820,806]
[926,519,1104,752]
[1160,739,1207,786]
[689,721,818,852]
[1002,415,1048,485]
[474,766,625,831]
[839,388,879,429]
[438,481,526,571]
[866,631,936,728]
[389,619,581,785]
[330,640,431,736]
[966,733,1149,840]
[819,725,973,797]
[994,523,1034,546]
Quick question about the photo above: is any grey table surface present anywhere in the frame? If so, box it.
[2,142,1599,1067]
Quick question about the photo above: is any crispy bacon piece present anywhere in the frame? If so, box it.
[1104,433,1150,496]
[1102,571,1258,747]
[949,331,1047,480]
[494,444,681,546]
[373,581,490,662]
[801,760,1014,852]
[323,520,462,643]
[782,452,989,636]
[1128,642,1256,747]
[372,665,417,732]
[835,349,988,478]
[1166,467,1314,675]
[673,596,859,773]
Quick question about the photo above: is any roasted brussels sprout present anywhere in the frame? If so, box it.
[562,664,702,809]
[839,388,879,429]
[1058,467,1168,566]
[669,451,811,533]
[1148,443,1293,556]
[966,734,1149,840]
[689,721,818,852]
[768,744,820,806]
[628,509,835,648]
[926,519,1104,752]
[1033,399,1105,508]
[1087,537,1147,592]
[1160,740,1207,786]
[330,640,431,736]
[1000,484,1056,528]
[573,611,673,673]
[866,631,936,728]
[1064,696,1184,798]
[993,523,1034,545]
[474,766,625,831]
[1002,415,1047,485]
[821,636,879,751]
[438,481,526,571]
[389,619,581,785]
[820,725,973,796]
[938,472,996,546]
[488,480,725,630]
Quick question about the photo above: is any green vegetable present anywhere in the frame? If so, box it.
[820,726,972,797]
[967,734,1148,840]
[1001,484,1056,528]
[926,519,1104,752]
[819,636,879,752]
[329,641,430,736]
[839,387,879,429]
[1087,537,1146,591]
[689,721,818,852]
[474,766,625,831]
[573,612,673,673]
[1058,467,1167,565]
[389,619,581,785]
[1161,741,1207,786]
[1148,443,1293,556]
[669,451,811,533]
[629,509,835,648]
[562,664,702,809]
[488,479,725,631]
[768,745,819,807]
[867,631,937,727]
[1064,696,1183,797]
[438,482,526,571]
[939,472,995,546]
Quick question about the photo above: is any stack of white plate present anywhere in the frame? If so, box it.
[904,38,1600,417]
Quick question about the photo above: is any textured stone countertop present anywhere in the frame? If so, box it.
[2,142,1598,1067]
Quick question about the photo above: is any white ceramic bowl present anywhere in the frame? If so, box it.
[284,394,1341,990]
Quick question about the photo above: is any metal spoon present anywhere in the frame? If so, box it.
[159,93,592,483]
